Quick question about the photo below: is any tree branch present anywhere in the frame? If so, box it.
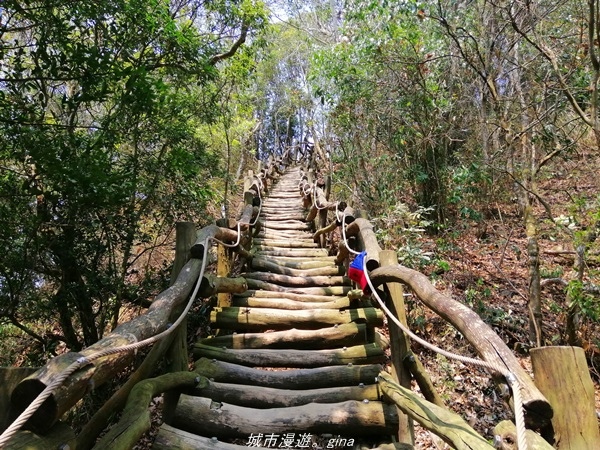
[209,20,250,65]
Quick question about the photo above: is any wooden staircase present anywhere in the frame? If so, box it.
[152,167,399,449]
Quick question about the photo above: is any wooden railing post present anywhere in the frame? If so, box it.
[379,250,414,448]
[164,221,197,421]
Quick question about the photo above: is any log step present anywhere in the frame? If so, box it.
[254,248,329,257]
[192,343,386,367]
[210,306,383,331]
[234,289,347,302]
[198,323,368,349]
[252,255,338,268]
[253,239,319,248]
[244,278,353,295]
[232,295,349,310]
[153,424,249,450]
[260,221,309,230]
[250,258,343,275]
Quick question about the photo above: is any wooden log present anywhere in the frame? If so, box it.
[336,240,351,265]
[256,230,312,239]
[380,250,414,447]
[199,275,248,297]
[153,424,251,450]
[169,222,196,284]
[260,221,309,231]
[403,352,445,407]
[191,224,240,259]
[369,265,553,428]
[232,295,349,310]
[306,186,336,222]
[2,422,76,450]
[10,257,204,433]
[192,379,381,408]
[253,247,329,257]
[244,279,352,295]
[250,257,343,276]
[263,193,302,199]
[378,372,495,450]
[92,371,202,450]
[260,214,307,221]
[0,368,38,432]
[238,203,255,227]
[340,206,356,225]
[242,271,348,287]
[164,221,196,434]
[171,396,398,438]
[530,346,600,448]
[262,204,303,209]
[313,219,338,244]
[217,243,232,308]
[210,306,383,331]
[252,255,337,269]
[243,278,287,292]
[261,204,304,209]
[198,323,368,349]
[493,420,554,450]
[345,218,381,270]
[286,286,352,296]
[235,289,345,302]
[193,343,386,367]
[254,239,319,248]
[193,360,383,390]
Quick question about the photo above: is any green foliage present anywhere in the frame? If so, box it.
[0,0,267,358]
[566,280,600,322]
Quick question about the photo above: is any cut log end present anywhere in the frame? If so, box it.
[9,379,58,433]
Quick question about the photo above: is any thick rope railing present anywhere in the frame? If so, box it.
[0,171,268,447]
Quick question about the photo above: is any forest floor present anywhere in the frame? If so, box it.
[403,147,600,447]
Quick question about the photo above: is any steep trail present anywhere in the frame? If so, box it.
[152,167,399,449]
